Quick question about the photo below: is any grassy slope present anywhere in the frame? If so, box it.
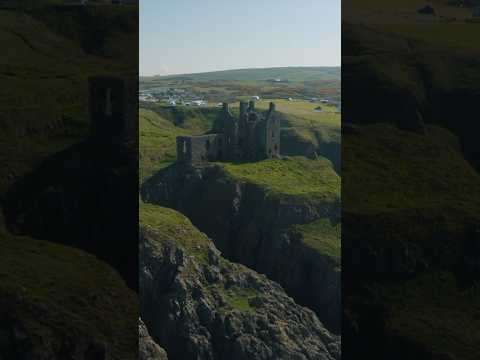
[231,99,341,145]
[344,124,480,216]
[0,232,137,358]
[0,8,136,195]
[384,271,480,360]
[139,108,188,182]
[140,202,260,311]
[344,123,480,358]
[293,218,341,263]
[221,156,339,202]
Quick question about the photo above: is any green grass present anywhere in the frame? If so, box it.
[140,202,212,263]
[0,232,137,358]
[382,271,480,360]
[0,8,136,195]
[293,218,341,263]
[224,99,340,150]
[221,156,340,202]
[343,124,480,216]
[139,109,188,182]
[151,105,219,134]
[140,202,262,312]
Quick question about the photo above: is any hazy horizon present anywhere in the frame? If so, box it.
[140,0,341,76]
[140,65,340,78]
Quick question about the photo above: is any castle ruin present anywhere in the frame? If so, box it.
[176,100,280,163]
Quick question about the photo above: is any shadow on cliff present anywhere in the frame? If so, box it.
[3,138,138,290]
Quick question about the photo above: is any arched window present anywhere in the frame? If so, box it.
[183,141,187,154]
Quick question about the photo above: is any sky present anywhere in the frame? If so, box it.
[140,0,341,76]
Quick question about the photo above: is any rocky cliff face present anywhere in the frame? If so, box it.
[139,318,168,360]
[139,204,340,360]
[141,161,341,332]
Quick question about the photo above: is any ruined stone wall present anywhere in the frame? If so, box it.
[177,134,226,163]
[176,100,279,163]
[265,102,280,158]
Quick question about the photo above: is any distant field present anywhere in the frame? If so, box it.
[345,0,478,49]
[233,98,339,125]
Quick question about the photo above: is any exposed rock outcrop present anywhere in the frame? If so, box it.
[141,160,341,333]
[139,318,168,360]
[139,204,340,360]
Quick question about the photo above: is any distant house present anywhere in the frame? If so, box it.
[417,5,435,15]
[168,99,176,106]
[251,96,260,101]
[287,97,293,101]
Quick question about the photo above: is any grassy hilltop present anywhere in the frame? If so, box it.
[145,66,340,82]
[141,66,341,103]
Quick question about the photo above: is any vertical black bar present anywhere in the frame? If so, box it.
[1,2,139,358]
[342,1,480,359]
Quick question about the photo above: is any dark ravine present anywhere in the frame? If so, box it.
[141,162,341,333]
[139,210,340,360]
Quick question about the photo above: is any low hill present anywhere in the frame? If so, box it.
[0,230,137,359]
[142,66,340,83]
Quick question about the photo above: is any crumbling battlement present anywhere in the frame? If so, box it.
[176,101,280,163]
